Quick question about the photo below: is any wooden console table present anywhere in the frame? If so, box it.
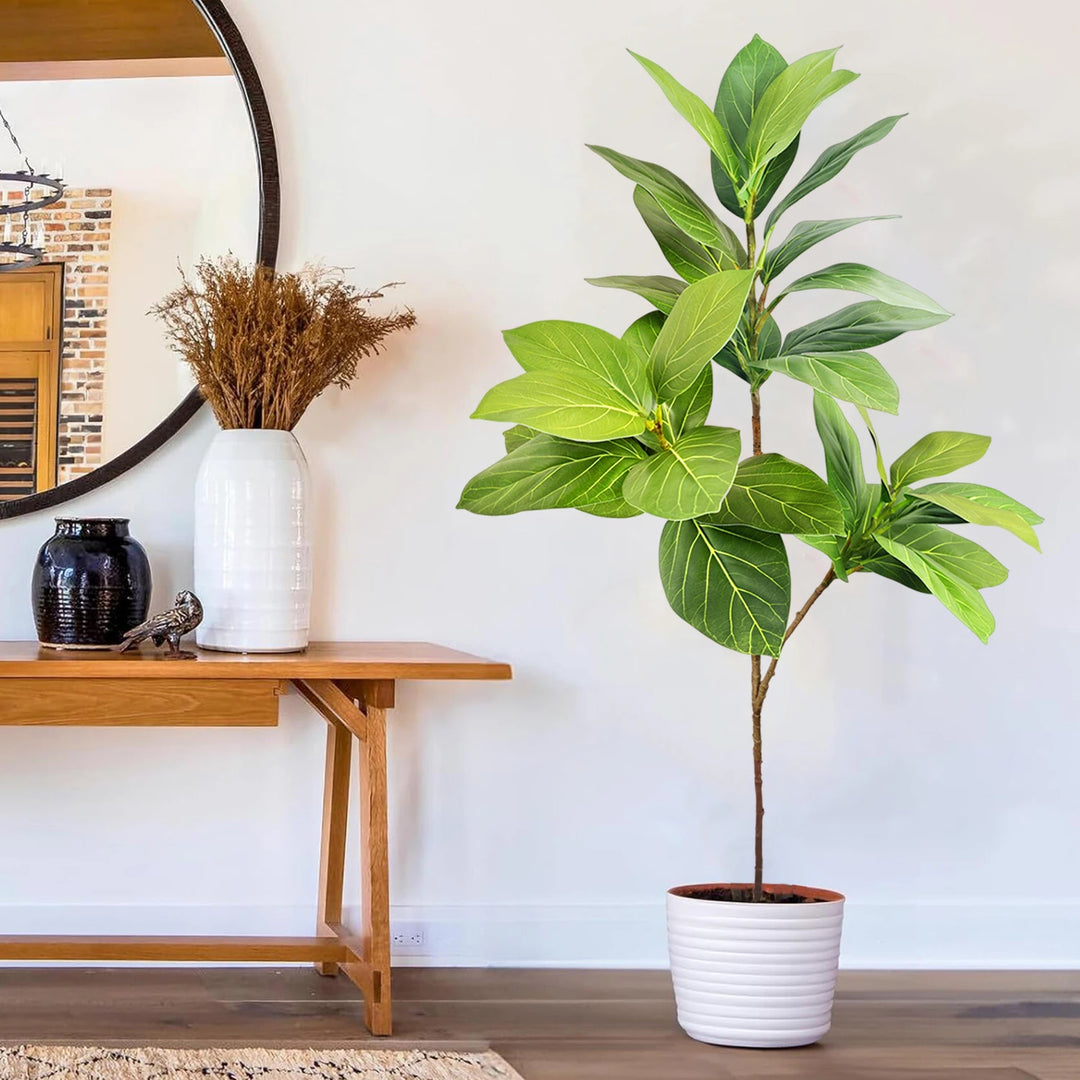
[0,641,511,1035]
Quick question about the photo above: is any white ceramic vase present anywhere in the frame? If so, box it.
[194,428,312,653]
[666,883,845,1049]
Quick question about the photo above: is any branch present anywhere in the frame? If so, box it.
[754,566,836,708]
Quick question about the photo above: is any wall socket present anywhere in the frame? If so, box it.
[391,922,427,954]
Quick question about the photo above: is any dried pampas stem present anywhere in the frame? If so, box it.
[152,257,417,430]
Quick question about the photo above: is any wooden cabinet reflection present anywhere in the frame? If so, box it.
[0,264,60,499]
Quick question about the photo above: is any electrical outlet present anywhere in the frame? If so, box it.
[391,922,426,953]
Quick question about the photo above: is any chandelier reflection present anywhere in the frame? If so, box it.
[0,104,64,271]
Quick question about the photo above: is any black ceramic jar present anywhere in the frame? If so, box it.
[32,518,152,649]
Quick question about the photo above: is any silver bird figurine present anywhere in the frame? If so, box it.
[119,590,203,659]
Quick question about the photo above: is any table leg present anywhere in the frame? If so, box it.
[359,696,392,1035]
[316,719,352,976]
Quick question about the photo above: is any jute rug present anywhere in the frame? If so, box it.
[0,1047,523,1080]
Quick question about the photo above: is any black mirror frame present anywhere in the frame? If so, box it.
[0,0,280,521]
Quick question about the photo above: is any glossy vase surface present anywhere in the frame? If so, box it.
[32,518,152,649]
[194,428,312,653]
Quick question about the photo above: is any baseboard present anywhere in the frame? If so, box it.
[0,901,1077,968]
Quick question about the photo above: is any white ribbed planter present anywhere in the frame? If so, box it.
[194,429,312,653]
[667,883,845,1048]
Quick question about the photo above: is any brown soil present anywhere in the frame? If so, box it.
[683,886,823,904]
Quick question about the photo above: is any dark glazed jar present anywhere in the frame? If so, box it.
[32,518,152,649]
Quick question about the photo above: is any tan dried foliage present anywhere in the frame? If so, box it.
[152,257,417,430]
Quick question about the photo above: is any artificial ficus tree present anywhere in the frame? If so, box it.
[458,36,1042,900]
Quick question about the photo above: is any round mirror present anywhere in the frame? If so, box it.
[0,0,278,520]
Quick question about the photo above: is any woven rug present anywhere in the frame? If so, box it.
[0,1047,523,1080]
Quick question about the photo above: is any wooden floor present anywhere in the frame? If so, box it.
[0,968,1077,1079]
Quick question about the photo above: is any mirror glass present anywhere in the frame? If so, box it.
[0,0,258,504]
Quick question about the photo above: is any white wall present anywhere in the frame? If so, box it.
[0,0,1076,968]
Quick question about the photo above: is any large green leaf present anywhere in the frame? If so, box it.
[472,368,647,442]
[588,145,743,254]
[629,51,741,183]
[585,274,686,315]
[762,216,898,282]
[660,519,791,656]
[623,426,741,520]
[778,263,949,316]
[458,434,647,515]
[890,431,992,489]
[633,187,732,281]
[813,391,869,531]
[757,351,898,413]
[744,48,857,177]
[709,453,845,534]
[877,523,1008,589]
[503,319,652,412]
[873,525,1002,642]
[710,35,797,215]
[765,115,904,233]
[783,301,950,354]
[650,270,754,400]
[909,484,1041,550]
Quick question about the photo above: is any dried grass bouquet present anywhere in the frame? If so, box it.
[152,256,417,430]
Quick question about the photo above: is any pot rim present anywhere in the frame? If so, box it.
[668,882,845,905]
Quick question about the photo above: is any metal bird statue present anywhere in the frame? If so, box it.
[118,590,203,659]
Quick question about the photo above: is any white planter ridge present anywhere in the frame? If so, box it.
[194,429,312,653]
[667,883,845,1049]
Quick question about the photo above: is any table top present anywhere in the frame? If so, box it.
[0,642,512,681]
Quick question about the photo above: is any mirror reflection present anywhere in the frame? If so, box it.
[0,0,259,503]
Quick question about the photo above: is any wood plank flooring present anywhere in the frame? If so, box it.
[0,968,1076,1079]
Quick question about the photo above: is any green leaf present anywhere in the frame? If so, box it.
[667,362,713,440]
[783,301,950,354]
[503,319,653,413]
[710,35,797,215]
[709,453,845,534]
[472,368,647,442]
[797,533,849,581]
[778,263,949,316]
[629,51,741,183]
[503,425,537,453]
[577,499,643,519]
[621,310,665,364]
[756,351,898,413]
[856,552,931,593]
[890,431,992,489]
[650,270,755,400]
[765,115,904,233]
[909,484,1041,550]
[745,48,857,176]
[623,426,741,520]
[588,145,744,253]
[877,522,1008,589]
[813,391,869,532]
[913,482,1042,525]
[633,186,732,281]
[660,519,791,656]
[458,434,647,515]
[585,274,686,315]
[873,525,1003,642]
[762,216,898,282]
